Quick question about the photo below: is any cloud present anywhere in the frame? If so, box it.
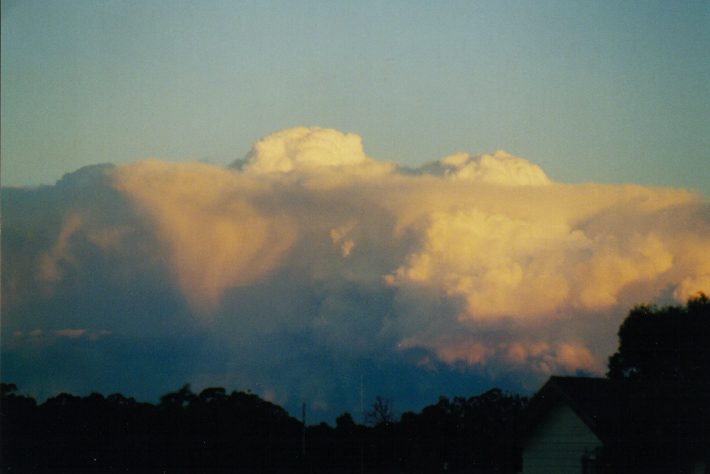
[425,150,551,186]
[385,208,681,320]
[39,213,83,285]
[399,337,600,376]
[55,328,87,338]
[239,127,394,183]
[3,126,709,418]
[330,221,356,257]
[244,127,369,173]
[110,160,298,314]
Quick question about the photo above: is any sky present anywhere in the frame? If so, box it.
[2,1,709,422]
[2,0,709,194]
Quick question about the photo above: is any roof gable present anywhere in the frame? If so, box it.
[523,377,658,444]
[523,376,710,462]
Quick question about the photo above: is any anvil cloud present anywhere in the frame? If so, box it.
[3,127,709,418]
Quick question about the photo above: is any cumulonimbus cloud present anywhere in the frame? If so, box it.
[3,127,710,408]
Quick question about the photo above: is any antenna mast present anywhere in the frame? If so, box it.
[301,402,306,460]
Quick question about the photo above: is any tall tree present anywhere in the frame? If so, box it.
[607,293,710,382]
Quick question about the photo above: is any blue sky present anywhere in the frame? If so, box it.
[2,0,709,194]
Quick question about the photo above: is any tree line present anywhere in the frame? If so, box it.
[1,382,526,473]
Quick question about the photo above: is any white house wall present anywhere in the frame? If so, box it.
[522,402,602,474]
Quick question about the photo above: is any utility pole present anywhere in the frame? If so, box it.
[360,375,365,474]
[301,402,306,460]
[360,375,364,423]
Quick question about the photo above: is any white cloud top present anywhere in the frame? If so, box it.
[243,127,393,178]
[436,150,551,186]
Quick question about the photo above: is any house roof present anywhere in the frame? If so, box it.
[522,377,632,444]
[522,376,710,460]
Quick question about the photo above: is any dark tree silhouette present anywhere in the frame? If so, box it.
[335,412,356,432]
[159,383,195,408]
[602,293,710,471]
[607,292,710,382]
[366,395,395,426]
[1,382,19,396]
[1,383,527,472]
[397,388,527,472]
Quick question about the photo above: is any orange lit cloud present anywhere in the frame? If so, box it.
[385,182,702,322]
[16,127,710,381]
[398,337,600,377]
[111,160,298,314]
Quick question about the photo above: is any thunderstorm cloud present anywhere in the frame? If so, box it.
[3,127,709,418]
